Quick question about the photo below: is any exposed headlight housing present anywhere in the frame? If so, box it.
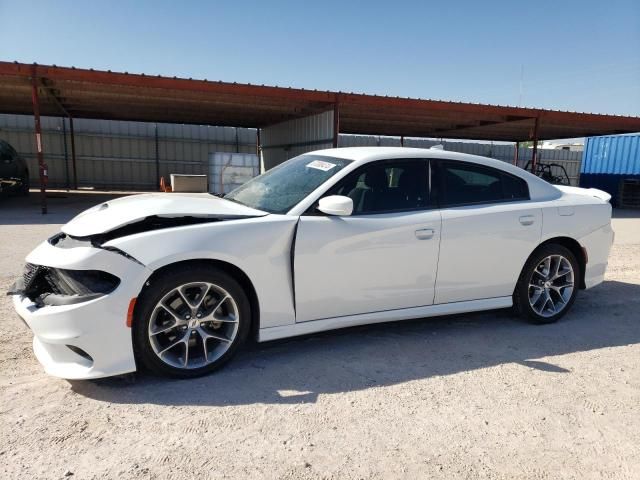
[8,263,120,307]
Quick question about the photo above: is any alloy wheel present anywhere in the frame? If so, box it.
[148,282,240,369]
[528,254,575,318]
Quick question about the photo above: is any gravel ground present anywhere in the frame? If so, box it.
[1,193,639,480]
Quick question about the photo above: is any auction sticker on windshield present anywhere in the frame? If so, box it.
[306,159,337,171]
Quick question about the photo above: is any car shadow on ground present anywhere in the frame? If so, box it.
[72,280,640,406]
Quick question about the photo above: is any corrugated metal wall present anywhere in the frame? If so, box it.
[582,134,640,175]
[340,135,582,185]
[0,114,257,190]
[261,110,334,170]
[0,112,583,190]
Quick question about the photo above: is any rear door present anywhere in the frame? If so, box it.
[433,160,542,304]
[294,159,442,322]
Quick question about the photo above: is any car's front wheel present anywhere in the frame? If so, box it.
[514,244,580,324]
[133,266,250,378]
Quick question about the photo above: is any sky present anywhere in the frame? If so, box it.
[1,0,639,116]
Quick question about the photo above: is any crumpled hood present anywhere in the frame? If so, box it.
[62,193,267,237]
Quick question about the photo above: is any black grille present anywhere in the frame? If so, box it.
[22,263,65,298]
[23,263,47,292]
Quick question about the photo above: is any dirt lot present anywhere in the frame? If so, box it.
[1,192,639,480]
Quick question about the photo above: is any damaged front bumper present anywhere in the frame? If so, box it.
[10,237,152,379]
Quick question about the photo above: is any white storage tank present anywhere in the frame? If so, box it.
[208,152,259,194]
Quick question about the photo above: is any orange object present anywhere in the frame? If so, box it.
[126,298,137,327]
[159,176,172,192]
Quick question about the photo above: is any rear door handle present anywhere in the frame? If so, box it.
[415,228,435,240]
[519,215,535,226]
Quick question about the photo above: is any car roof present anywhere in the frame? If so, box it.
[310,146,562,201]
[314,146,508,166]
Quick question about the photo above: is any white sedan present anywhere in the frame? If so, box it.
[11,147,614,379]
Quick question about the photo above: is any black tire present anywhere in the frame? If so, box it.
[513,244,580,324]
[133,265,251,378]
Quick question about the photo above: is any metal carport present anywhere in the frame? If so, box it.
[1,61,640,213]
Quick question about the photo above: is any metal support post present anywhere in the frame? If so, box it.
[69,116,78,189]
[531,117,540,172]
[155,123,160,189]
[30,67,47,214]
[62,117,70,190]
[333,101,340,148]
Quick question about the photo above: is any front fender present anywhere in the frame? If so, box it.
[105,215,299,328]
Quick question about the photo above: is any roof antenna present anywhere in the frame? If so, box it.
[518,64,524,107]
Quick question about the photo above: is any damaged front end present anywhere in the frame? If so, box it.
[7,213,244,308]
[8,214,249,307]
[9,229,151,379]
[8,263,120,307]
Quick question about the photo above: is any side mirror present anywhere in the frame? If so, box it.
[317,195,353,216]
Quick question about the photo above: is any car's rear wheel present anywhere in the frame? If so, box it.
[133,266,250,378]
[514,244,579,324]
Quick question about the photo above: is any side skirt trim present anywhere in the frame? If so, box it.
[258,296,512,342]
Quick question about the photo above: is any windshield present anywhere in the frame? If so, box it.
[224,154,352,213]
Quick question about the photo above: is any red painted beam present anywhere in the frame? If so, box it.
[3,62,640,140]
[3,62,639,128]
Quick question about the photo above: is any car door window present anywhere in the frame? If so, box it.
[327,160,430,214]
[438,160,529,207]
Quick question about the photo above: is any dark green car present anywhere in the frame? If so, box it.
[0,140,29,196]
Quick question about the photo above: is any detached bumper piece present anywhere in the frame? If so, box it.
[8,263,120,307]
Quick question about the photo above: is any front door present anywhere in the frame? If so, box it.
[294,159,441,322]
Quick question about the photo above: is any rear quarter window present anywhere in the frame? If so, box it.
[438,160,530,206]
[502,172,530,200]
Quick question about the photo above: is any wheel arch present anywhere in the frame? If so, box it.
[529,236,587,289]
[136,258,261,340]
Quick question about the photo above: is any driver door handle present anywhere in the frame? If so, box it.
[415,228,435,240]
[519,215,535,226]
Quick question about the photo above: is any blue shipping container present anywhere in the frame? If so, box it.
[581,134,640,175]
[580,134,640,206]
